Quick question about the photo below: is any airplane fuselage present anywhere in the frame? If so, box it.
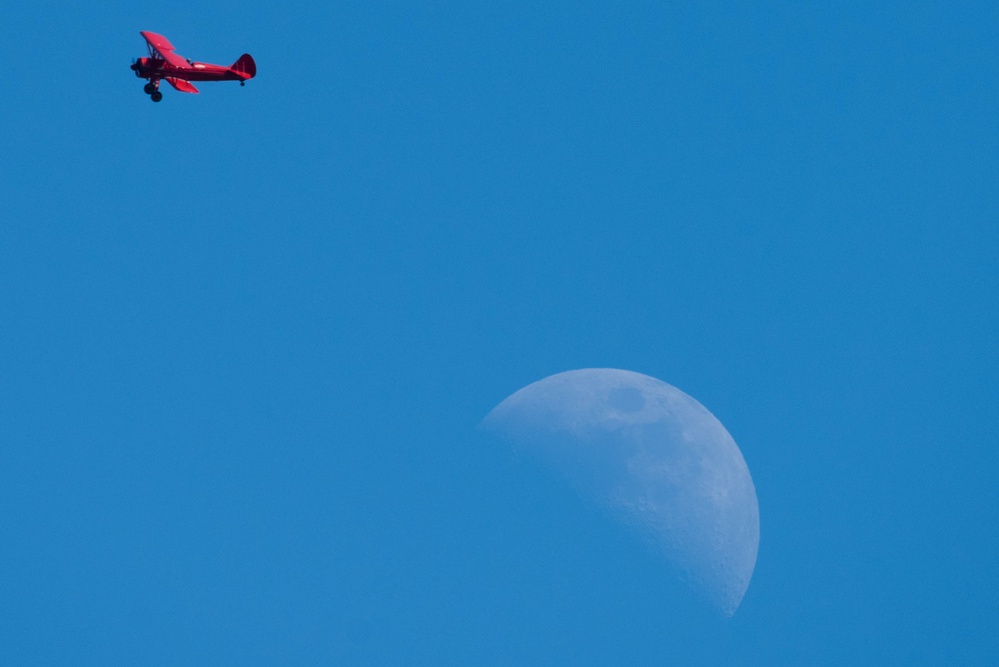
[131,57,247,82]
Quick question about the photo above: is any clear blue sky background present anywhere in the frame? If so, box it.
[1,2,996,664]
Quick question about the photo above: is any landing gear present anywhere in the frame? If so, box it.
[143,79,162,102]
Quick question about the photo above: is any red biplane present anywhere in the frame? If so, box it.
[131,31,256,102]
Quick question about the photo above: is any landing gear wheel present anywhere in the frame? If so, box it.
[143,82,156,95]
[150,91,163,102]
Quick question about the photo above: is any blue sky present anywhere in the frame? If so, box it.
[1,2,996,663]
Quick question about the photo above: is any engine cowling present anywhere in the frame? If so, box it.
[131,57,152,77]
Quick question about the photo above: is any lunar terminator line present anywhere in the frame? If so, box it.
[130,31,256,102]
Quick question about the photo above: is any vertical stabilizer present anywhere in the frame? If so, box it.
[230,53,256,79]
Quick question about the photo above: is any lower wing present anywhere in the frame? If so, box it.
[166,78,199,94]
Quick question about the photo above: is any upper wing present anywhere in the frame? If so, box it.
[140,31,191,70]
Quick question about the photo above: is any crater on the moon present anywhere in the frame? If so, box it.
[609,386,646,412]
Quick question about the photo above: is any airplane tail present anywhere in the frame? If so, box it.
[230,53,256,79]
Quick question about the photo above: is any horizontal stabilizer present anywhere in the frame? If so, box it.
[166,78,199,93]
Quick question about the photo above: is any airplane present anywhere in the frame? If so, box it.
[131,31,256,102]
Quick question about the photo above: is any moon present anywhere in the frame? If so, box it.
[481,368,759,616]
